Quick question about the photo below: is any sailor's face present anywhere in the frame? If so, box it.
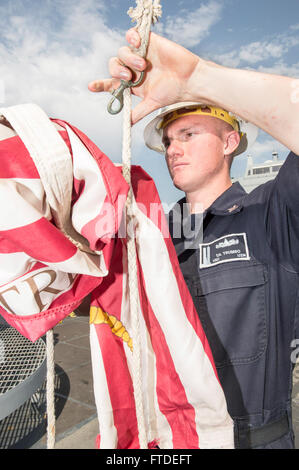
[163,114,227,193]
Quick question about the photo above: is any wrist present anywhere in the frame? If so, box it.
[184,58,219,105]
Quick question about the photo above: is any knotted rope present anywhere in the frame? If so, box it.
[128,0,162,57]
[121,0,161,449]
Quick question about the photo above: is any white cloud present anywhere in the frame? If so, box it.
[256,62,299,78]
[0,0,297,185]
[239,41,285,64]
[213,32,299,71]
[0,0,132,160]
[160,0,223,48]
[250,137,288,159]
[212,50,240,68]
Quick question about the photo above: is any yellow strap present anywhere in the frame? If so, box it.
[160,105,240,132]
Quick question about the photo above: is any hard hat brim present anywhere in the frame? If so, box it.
[144,102,258,157]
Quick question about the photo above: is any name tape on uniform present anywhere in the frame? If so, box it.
[199,233,250,269]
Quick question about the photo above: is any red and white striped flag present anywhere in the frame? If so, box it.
[0,104,234,449]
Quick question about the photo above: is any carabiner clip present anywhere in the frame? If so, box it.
[107,71,145,115]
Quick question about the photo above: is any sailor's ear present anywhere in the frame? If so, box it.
[223,130,240,156]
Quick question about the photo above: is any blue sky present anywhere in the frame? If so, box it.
[0,0,298,206]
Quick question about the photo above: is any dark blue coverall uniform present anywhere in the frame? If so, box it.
[168,151,299,449]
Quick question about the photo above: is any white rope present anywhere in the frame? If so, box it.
[122,0,162,450]
[128,0,162,57]
[46,329,56,449]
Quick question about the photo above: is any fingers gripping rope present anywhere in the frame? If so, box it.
[107,1,161,115]
[128,0,162,57]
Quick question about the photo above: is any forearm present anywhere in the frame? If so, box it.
[93,28,299,152]
[187,61,299,154]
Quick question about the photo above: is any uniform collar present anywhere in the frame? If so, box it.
[207,182,246,216]
[174,182,247,218]
[168,183,247,252]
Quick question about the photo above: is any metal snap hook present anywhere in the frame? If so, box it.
[107,71,145,115]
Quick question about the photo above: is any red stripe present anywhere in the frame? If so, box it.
[72,176,85,205]
[93,321,140,449]
[0,273,102,342]
[0,236,24,254]
[137,257,199,449]
[0,217,77,261]
[52,119,129,236]
[90,239,125,336]
[0,130,70,179]
[131,166,219,381]
[81,194,120,251]
[0,135,40,179]
[57,129,72,155]
[95,434,101,449]
[90,239,141,448]
[130,165,168,234]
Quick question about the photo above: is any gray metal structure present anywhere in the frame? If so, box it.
[0,318,47,421]
[233,151,285,193]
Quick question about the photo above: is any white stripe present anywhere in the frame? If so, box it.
[0,252,35,284]
[134,202,234,448]
[48,249,108,277]
[0,266,77,316]
[0,177,50,217]
[89,323,118,449]
[65,125,107,234]
[0,104,73,228]
[119,241,173,448]
[0,179,46,230]
[150,360,174,449]
[0,242,106,292]
[0,249,108,315]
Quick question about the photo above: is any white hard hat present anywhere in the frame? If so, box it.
[144,102,258,157]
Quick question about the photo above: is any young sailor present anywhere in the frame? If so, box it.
[89,28,299,448]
